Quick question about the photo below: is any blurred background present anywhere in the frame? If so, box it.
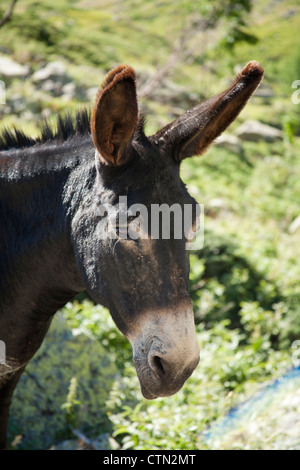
[1,0,300,450]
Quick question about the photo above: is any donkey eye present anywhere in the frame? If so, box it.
[115,215,136,228]
[114,215,139,240]
[127,215,137,223]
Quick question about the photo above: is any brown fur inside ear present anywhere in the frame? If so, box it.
[91,65,138,166]
[182,61,264,158]
[94,65,129,103]
[151,60,264,161]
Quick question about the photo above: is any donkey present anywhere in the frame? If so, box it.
[0,61,263,448]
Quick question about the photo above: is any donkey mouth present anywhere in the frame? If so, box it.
[133,344,200,400]
[128,304,200,399]
[135,358,200,399]
[139,383,159,400]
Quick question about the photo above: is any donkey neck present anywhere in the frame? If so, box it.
[0,139,94,316]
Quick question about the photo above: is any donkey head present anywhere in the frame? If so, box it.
[73,62,263,399]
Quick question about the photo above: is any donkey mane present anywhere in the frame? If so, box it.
[0,108,148,153]
[0,108,91,151]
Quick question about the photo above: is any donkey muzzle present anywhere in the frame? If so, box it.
[128,305,200,399]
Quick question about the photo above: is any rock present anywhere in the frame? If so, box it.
[0,55,29,78]
[61,82,77,101]
[9,94,26,114]
[8,315,118,450]
[32,62,72,96]
[8,91,39,116]
[32,62,70,96]
[235,120,283,142]
[86,87,98,102]
[214,133,242,153]
[32,61,68,83]
[31,62,83,99]
[40,78,62,95]
[203,368,300,450]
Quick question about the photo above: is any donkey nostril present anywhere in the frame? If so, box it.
[149,353,165,376]
[154,356,165,375]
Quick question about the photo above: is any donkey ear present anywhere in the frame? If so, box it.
[151,61,264,162]
[91,65,138,166]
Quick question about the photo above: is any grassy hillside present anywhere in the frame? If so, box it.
[1,0,300,450]
[1,0,299,128]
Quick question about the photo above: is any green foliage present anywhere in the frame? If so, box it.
[8,315,117,449]
[62,300,132,369]
[282,107,300,142]
[103,316,291,449]
[61,377,81,432]
[0,0,257,74]
[181,0,252,22]
[190,232,281,329]
[58,290,294,450]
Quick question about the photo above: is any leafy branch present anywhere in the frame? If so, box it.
[0,0,18,29]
